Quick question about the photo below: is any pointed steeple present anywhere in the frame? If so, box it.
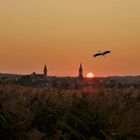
[79,63,82,70]
[79,63,83,79]
[43,65,47,77]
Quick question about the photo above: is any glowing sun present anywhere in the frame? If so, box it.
[87,72,94,78]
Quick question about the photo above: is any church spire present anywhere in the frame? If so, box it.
[79,63,83,79]
[43,65,47,77]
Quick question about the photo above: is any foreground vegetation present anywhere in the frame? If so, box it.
[0,84,140,140]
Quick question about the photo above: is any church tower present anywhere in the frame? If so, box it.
[43,65,47,77]
[79,63,83,79]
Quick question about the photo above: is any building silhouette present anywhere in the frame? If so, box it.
[44,65,47,77]
[29,65,48,81]
[79,63,83,79]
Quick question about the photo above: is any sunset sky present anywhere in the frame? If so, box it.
[0,0,140,77]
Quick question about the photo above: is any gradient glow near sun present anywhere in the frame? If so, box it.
[87,72,94,78]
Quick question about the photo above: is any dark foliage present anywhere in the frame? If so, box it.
[0,84,140,140]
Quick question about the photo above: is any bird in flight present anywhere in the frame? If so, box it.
[93,50,111,57]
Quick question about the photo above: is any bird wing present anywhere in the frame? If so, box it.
[93,52,103,57]
[103,51,111,55]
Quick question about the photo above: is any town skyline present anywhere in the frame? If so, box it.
[0,63,86,77]
[0,63,139,78]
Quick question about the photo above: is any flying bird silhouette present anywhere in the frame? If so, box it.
[93,50,111,57]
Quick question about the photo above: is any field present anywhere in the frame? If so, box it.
[0,83,140,140]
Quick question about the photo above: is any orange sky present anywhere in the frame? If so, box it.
[0,0,140,77]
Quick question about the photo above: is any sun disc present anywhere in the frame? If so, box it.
[87,72,94,78]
